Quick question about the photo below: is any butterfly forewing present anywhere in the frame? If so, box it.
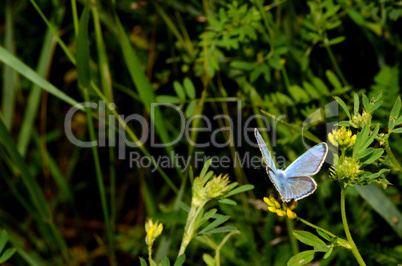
[255,129,277,174]
[284,143,328,178]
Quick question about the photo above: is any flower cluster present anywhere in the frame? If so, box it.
[193,174,230,207]
[350,111,372,128]
[328,126,356,149]
[330,155,363,182]
[145,219,163,246]
[263,196,298,219]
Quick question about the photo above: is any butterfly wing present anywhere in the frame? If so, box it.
[255,129,277,174]
[285,143,328,178]
[277,175,317,202]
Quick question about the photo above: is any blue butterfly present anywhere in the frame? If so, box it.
[255,128,328,202]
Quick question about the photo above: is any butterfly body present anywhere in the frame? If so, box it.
[255,128,328,202]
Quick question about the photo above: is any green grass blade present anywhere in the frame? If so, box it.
[17,7,65,156]
[115,17,183,180]
[0,46,82,109]
[354,185,402,238]
[0,115,51,220]
[82,89,116,262]
[76,0,91,89]
[2,3,17,129]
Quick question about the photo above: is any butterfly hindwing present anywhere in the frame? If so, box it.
[284,143,328,178]
[280,176,317,202]
[255,129,277,174]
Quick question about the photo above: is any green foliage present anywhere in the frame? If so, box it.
[0,0,402,265]
[0,230,16,264]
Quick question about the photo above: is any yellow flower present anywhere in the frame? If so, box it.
[328,126,356,149]
[287,208,297,219]
[145,219,163,246]
[264,196,297,219]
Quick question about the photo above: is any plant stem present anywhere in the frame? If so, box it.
[384,138,402,172]
[297,217,336,238]
[286,218,299,254]
[178,202,206,256]
[340,188,366,266]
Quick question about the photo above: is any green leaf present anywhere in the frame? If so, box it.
[316,229,331,241]
[334,96,351,119]
[302,81,320,99]
[287,250,315,266]
[0,231,7,254]
[199,159,212,179]
[218,198,237,205]
[76,0,91,89]
[223,184,254,198]
[139,257,148,266]
[354,93,359,116]
[0,248,16,264]
[353,125,379,158]
[355,148,374,159]
[370,100,383,113]
[203,253,215,266]
[362,149,384,165]
[293,230,326,247]
[326,70,342,89]
[173,254,186,266]
[183,77,196,99]
[395,116,402,126]
[202,225,237,235]
[314,242,329,252]
[354,185,402,238]
[156,95,181,104]
[178,201,190,212]
[392,127,402,133]
[323,245,333,259]
[161,257,170,266]
[327,36,346,46]
[326,19,342,30]
[230,60,254,71]
[389,97,401,130]
[196,209,218,230]
[324,5,341,18]
[173,81,186,100]
[199,215,229,235]
[185,101,197,118]
[289,85,310,103]
[362,94,370,112]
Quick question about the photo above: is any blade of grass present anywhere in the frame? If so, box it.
[82,90,116,263]
[17,7,65,156]
[91,0,116,231]
[354,185,402,238]
[29,0,76,64]
[115,17,184,180]
[0,114,72,260]
[76,2,116,262]
[2,3,17,129]
[0,46,82,109]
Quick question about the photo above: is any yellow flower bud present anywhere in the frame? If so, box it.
[276,209,286,216]
[145,219,163,246]
[268,207,277,213]
[287,208,297,219]
[263,197,275,207]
